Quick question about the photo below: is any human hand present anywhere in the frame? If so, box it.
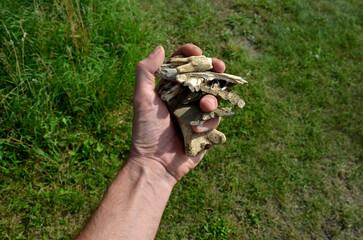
[129,44,226,184]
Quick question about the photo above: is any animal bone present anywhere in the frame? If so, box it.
[169,55,213,73]
[173,104,234,126]
[155,55,247,156]
[176,72,248,86]
[200,85,245,108]
[178,122,226,157]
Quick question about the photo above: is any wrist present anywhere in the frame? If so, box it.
[126,156,178,188]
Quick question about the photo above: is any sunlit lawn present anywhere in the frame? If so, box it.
[0,0,362,239]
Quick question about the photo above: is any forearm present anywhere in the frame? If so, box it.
[77,158,177,240]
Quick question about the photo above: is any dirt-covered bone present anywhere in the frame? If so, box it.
[173,104,234,126]
[177,120,227,157]
[155,55,247,157]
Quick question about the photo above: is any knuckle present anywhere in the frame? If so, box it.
[136,60,147,71]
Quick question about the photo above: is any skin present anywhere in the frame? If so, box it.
[76,44,225,240]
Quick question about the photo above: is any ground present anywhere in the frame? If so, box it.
[0,0,362,239]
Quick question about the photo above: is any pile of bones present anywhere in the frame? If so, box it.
[155,55,248,156]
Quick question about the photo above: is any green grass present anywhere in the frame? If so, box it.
[1,0,362,239]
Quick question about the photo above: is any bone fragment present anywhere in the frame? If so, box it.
[176,72,248,86]
[178,119,226,156]
[169,55,213,73]
[173,103,234,126]
[155,65,178,81]
[158,82,183,102]
[179,91,203,104]
[200,85,245,108]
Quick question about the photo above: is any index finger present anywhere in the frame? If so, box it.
[171,43,203,57]
[212,58,226,73]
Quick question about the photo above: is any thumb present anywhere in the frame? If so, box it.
[135,46,165,93]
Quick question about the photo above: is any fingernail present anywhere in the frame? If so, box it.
[150,46,162,56]
[194,124,208,132]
